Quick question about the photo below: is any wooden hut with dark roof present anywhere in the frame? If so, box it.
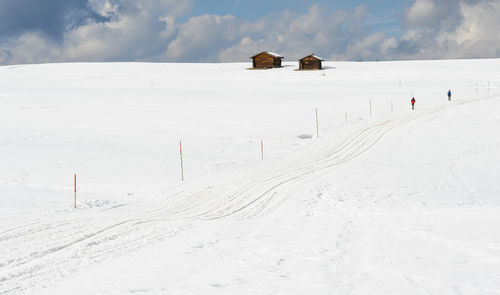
[299,54,325,70]
[251,52,284,69]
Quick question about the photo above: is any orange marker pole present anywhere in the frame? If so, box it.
[74,174,77,209]
[180,141,184,182]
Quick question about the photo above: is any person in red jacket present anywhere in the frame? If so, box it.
[411,97,416,110]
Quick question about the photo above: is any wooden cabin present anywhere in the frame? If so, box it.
[299,54,325,70]
[251,52,284,69]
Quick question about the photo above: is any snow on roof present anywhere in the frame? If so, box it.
[300,54,325,61]
[311,54,325,61]
[251,51,284,58]
[267,52,284,58]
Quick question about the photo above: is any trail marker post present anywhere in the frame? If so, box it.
[179,140,184,182]
[345,112,348,123]
[315,108,319,138]
[74,174,77,209]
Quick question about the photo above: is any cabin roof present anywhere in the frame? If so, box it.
[299,54,325,61]
[251,51,284,59]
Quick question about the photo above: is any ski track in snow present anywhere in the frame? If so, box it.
[0,95,496,294]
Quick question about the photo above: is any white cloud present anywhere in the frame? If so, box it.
[0,0,499,65]
[0,32,62,64]
[395,0,500,59]
[62,0,193,61]
[438,0,500,58]
[405,0,440,29]
[214,5,372,62]
[0,0,192,64]
[165,14,240,62]
[167,1,500,63]
[333,33,397,61]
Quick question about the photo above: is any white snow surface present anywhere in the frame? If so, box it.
[0,59,500,294]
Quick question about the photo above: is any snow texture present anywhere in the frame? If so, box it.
[0,59,499,294]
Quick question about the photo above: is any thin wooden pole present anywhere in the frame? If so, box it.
[345,112,348,123]
[369,100,372,118]
[179,140,184,182]
[315,108,319,138]
[391,102,394,113]
[261,140,264,160]
[74,174,77,209]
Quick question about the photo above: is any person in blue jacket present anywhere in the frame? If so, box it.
[448,90,452,101]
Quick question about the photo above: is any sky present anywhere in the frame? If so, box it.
[0,0,499,65]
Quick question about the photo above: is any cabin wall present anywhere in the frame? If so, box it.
[252,53,282,68]
[253,55,276,68]
[300,57,321,70]
[274,58,282,68]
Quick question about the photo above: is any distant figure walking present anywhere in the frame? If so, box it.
[411,97,416,110]
[448,90,452,101]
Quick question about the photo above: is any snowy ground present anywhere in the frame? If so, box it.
[0,59,499,294]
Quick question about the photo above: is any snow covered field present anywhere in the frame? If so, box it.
[0,59,499,294]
